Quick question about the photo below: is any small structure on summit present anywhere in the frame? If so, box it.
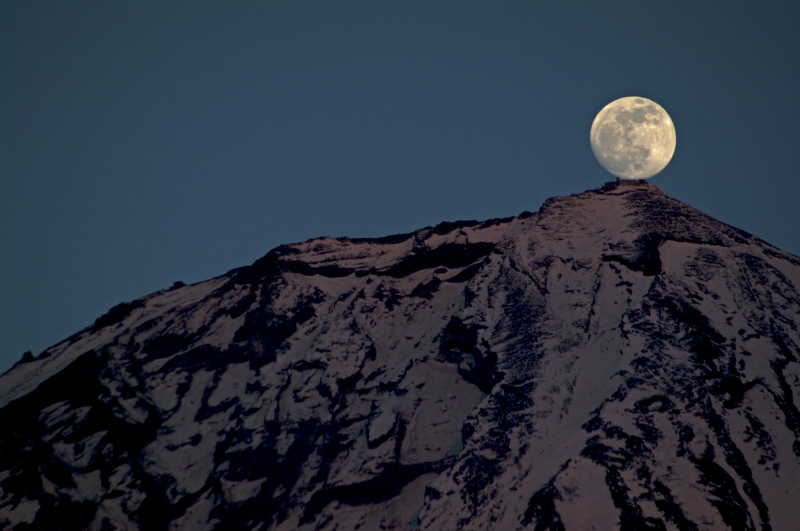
[601,178,652,191]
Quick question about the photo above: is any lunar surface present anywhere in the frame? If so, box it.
[590,96,676,180]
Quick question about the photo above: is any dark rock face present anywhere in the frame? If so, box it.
[1,184,799,530]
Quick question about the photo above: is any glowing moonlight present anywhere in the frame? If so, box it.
[590,96,676,180]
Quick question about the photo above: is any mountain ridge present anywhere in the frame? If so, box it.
[1,183,798,530]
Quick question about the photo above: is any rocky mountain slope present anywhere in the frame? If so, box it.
[1,183,799,530]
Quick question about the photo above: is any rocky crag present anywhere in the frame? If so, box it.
[1,183,799,530]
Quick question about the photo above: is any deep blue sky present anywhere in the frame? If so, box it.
[1,1,798,373]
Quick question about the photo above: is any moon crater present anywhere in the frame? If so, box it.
[590,96,676,180]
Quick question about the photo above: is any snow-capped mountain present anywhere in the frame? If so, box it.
[1,182,798,530]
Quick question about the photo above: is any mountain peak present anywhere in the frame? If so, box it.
[2,187,798,530]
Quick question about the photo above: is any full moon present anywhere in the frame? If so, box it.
[590,96,676,180]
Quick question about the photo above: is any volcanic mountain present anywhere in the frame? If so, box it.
[1,183,799,531]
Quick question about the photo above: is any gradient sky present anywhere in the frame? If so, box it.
[1,1,798,373]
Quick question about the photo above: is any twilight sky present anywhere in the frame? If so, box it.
[1,1,798,373]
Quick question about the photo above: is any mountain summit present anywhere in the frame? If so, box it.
[2,183,799,530]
